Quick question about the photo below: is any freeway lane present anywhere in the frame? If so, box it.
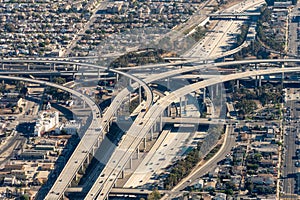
[171,125,236,195]
[0,76,102,200]
[5,59,300,199]
[0,58,153,109]
[88,66,300,199]
[5,59,155,199]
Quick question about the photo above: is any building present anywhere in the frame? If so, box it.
[0,97,23,109]
[18,150,46,160]
[3,176,16,186]
[59,120,81,135]
[35,171,50,185]
[34,111,59,137]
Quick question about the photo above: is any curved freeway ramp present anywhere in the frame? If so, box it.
[87,64,300,199]
[0,59,153,200]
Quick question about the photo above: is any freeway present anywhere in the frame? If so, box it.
[0,58,153,109]
[209,12,261,17]
[183,0,264,58]
[170,125,235,196]
[5,58,300,199]
[0,58,155,200]
[4,57,300,73]
[89,65,300,199]
[162,117,226,125]
[0,76,102,199]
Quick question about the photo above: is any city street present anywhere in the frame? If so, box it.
[282,88,300,197]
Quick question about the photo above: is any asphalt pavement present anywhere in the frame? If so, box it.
[282,88,300,197]
[168,125,236,198]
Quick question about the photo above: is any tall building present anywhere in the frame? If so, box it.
[34,111,59,137]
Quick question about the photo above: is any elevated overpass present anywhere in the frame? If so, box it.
[0,75,102,200]
[24,58,300,200]
[0,58,154,200]
[4,58,300,200]
[209,12,261,20]
[87,63,300,199]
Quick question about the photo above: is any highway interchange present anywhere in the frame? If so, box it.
[1,0,300,199]
[3,59,300,199]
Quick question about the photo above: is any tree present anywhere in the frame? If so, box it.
[53,77,66,85]
[4,23,15,32]
[147,188,161,200]
[60,129,67,135]
[20,86,28,97]
[20,194,29,200]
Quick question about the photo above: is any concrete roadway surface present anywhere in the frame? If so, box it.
[0,75,102,200]
[167,125,236,198]
[124,126,198,188]
[86,66,300,199]
[184,0,265,58]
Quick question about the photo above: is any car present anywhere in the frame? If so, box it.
[296,161,300,167]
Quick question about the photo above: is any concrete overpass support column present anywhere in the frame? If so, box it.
[151,126,154,141]
[167,105,171,117]
[144,137,147,152]
[154,122,157,132]
[216,84,219,96]
[139,85,142,104]
[96,139,100,148]
[184,96,187,112]
[101,130,104,140]
[53,63,56,71]
[129,78,132,86]
[98,69,101,78]
[75,173,80,182]
[167,77,170,90]
[210,86,214,100]
[255,76,258,87]
[86,155,90,164]
[121,170,124,179]
[129,93,131,105]
[83,100,86,109]
[137,146,140,159]
[1,63,4,70]
[203,87,206,100]
[116,73,119,82]
[179,97,182,117]
[27,63,30,70]
[236,79,239,89]
[129,156,132,169]
[92,147,96,156]
[160,114,163,132]
[259,75,262,87]
[81,164,85,174]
